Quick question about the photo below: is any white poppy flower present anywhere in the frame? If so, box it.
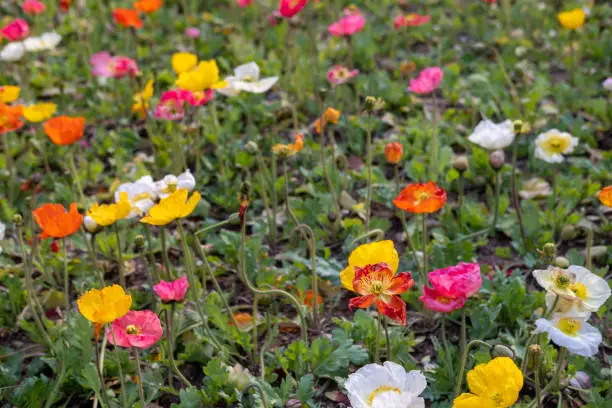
[534,316,602,357]
[23,31,62,52]
[533,265,610,312]
[603,78,612,91]
[0,42,26,62]
[534,129,578,163]
[345,362,427,408]
[83,216,98,233]
[155,169,196,198]
[115,175,158,218]
[217,62,278,97]
[467,119,515,150]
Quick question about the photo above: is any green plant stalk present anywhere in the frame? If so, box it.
[160,227,172,279]
[113,223,126,287]
[382,317,391,361]
[4,133,15,205]
[535,363,542,408]
[350,229,385,247]
[252,294,261,363]
[282,159,300,226]
[259,314,274,380]
[143,226,161,281]
[292,224,319,329]
[83,231,105,286]
[585,226,593,270]
[109,325,128,408]
[257,168,275,239]
[491,170,502,234]
[242,383,269,408]
[526,348,568,408]
[62,238,70,311]
[521,295,560,374]
[318,125,342,220]
[44,360,67,408]
[442,318,455,379]
[421,214,428,278]
[511,140,529,249]
[364,120,374,232]
[271,155,279,241]
[394,165,421,272]
[374,312,382,363]
[95,338,110,408]
[429,94,441,182]
[164,306,192,387]
[194,214,238,238]
[458,173,465,230]
[133,348,146,406]
[460,309,467,364]
[68,146,86,205]
[239,209,308,343]
[454,339,492,397]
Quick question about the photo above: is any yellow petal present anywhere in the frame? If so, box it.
[171,52,198,75]
[179,190,201,218]
[0,86,20,103]
[340,240,399,290]
[23,103,57,123]
[452,393,496,408]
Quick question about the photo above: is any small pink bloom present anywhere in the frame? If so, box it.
[394,13,430,29]
[154,89,190,120]
[328,8,366,37]
[90,52,139,78]
[419,262,481,313]
[184,27,200,38]
[278,0,308,18]
[22,0,46,15]
[153,275,189,302]
[237,0,253,7]
[1,19,30,42]
[408,66,443,94]
[106,310,163,349]
[326,65,359,85]
[186,89,214,107]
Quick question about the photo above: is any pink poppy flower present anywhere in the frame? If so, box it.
[153,275,189,302]
[90,52,139,78]
[328,7,365,37]
[184,27,200,38]
[326,65,359,85]
[106,310,163,349]
[22,0,46,15]
[419,263,482,313]
[186,89,214,106]
[394,13,430,29]
[278,0,308,18]
[154,89,190,120]
[1,19,30,42]
[237,0,253,7]
[408,66,443,94]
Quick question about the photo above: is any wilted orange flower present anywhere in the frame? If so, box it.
[112,8,143,29]
[301,290,323,309]
[315,107,341,133]
[32,203,83,239]
[43,116,85,145]
[0,103,24,134]
[393,181,447,213]
[598,186,612,207]
[384,142,403,164]
[230,312,253,329]
[133,0,163,13]
[272,133,304,157]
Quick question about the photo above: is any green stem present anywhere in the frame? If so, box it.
[256,161,274,239]
[163,307,192,387]
[291,224,319,329]
[63,238,70,311]
[242,383,269,408]
[526,348,568,408]
[193,214,238,238]
[350,229,385,247]
[511,140,529,249]
[374,312,382,363]
[395,165,421,272]
[421,214,428,278]
[68,146,86,205]
[95,338,110,408]
[282,159,299,226]
[491,170,502,233]
[460,309,467,363]
[454,339,492,397]
[252,294,261,363]
[271,155,279,241]
[84,231,105,286]
[3,133,15,205]
[383,317,391,361]
[134,348,146,407]
[365,120,374,232]
[430,94,440,182]
[522,295,560,374]
[110,325,128,408]
[584,226,593,270]
[160,227,172,279]
[44,361,67,408]
[113,223,125,287]
[535,363,542,408]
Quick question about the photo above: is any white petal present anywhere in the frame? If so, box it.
[569,265,611,311]
[535,146,563,163]
[84,216,98,233]
[468,119,515,150]
[236,77,279,94]
[177,169,196,191]
[534,318,602,358]
[0,42,25,61]
[24,37,45,51]
[41,31,61,49]
[234,62,260,80]
[216,81,241,97]
[532,268,554,291]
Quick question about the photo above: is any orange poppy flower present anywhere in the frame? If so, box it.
[32,203,83,239]
[43,116,85,145]
[598,186,612,207]
[301,290,323,309]
[133,0,163,13]
[384,141,403,164]
[112,8,143,29]
[0,103,24,134]
[314,107,341,133]
[230,312,253,330]
[271,133,304,157]
[393,181,447,213]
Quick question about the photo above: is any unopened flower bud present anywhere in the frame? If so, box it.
[384,142,403,164]
[542,242,556,258]
[555,256,570,268]
[526,344,543,371]
[569,371,592,390]
[452,155,469,173]
[364,96,385,113]
[227,364,251,391]
[488,149,505,170]
[492,344,515,359]
[513,120,524,134]
[229,212,241,225]
[84,216,99,233]
[327,212,337,223]
[560,225,577,241]
[12,213,23,225]
[135,234,145,249]
[245,141,259,154]
[285,399,303,408]
[335,154,348,171]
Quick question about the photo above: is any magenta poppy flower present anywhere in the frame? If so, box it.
[394,13,430,29]
[90,52,139,78]
[278,0,308,18]
[184,27,200,38]
[22,0,46,15]
[154,89,191,120]
[186,89,214,107]
[1,19,30,42]
[328,8,366,37]
[326,65,359,85]
[237,0,253,7]
[419,262,481,313]
[153,275,189,302]
[106,310,163,349]
[408,67,443,94]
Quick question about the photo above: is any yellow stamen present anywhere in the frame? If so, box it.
[570,283,587,300]
[367,385,401,406]
[126,324,141,335]
[557,318,581,336]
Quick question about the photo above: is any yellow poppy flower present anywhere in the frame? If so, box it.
[171,52,198,75]
[86,192,132,227]
[0,86,20,103]
[23,103,57,123]
[453,357,523,408]
[175,60,228,92]
[272,133,304,157]
[340,240,399,290]
[140,188,201,226]
[558,8,585,30]
[77,284,132,325]
[132,79,155,117]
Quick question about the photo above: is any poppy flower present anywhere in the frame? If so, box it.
[419,263,482,313]
[301,290,322,309]
[0,86,20,103]
[0,103,24,134]
[60,0,72,12]
[153,276,189,303]
[408,67,443,94]
[32,203,83,239]
[78,285,132,325]
[133,0,163,14]
[558,8,585,30]
[349,262,414,325]
[272,133,304,157]
[230,312,254,330]
[341,240,399,291]
[393,181,447,213]
[384,142,403,164]
[112,8,143,29]
[237,0,253,8]
[140,188,201,226]
[1,19,30,42]
[22,0,46,15]
[90,51,139,78]
[132,79,155,117]
[23,31,62,52]
[217,62,279,97]
[175,59,227,92]
[598,186,612,207]
[43,116,85,145]
[154,89,191,120]
[23,103,57,123]
[533,315,602,358]
[278,0,308,18]
[534,129,578,163]
[394,13,430,29]
[106,310,163,349]
[186,89,214,107]
[326,65,359,86]
[86,192,133,228]
[328,7,366,37]
[171,52,198,75]
[154,170,196,198]
[314,107,341,133]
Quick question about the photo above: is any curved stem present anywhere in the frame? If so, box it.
[291,224,319,329]
[454,339,492,397]
[242,383,269,408]
[63,238,70,311]
[113,224,125,287]
[282,159,300,226]
[162,307,192,388]
[350,229,385,247]
[134,348,146,407]
[194,215,239,238]
[511,140,529,249]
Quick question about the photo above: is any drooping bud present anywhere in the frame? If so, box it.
[569,371,592,390]
[492,344,515,359]
[452,154,469,173]
[489,149,505,170]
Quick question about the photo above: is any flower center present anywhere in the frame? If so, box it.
[436,296,453,305]
[416,191,431,202]
[490,392,504,407]
[367,385,401,406]
[570,283,587,300]
[126,324,141,335]
[557,318,581,336]
[552,271,573,289]
[133,192,151,202]
[543,134,569,154]
[370,281,384,295]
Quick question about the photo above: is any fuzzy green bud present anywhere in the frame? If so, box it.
[135,234,145,249]
[12,213,23,226]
